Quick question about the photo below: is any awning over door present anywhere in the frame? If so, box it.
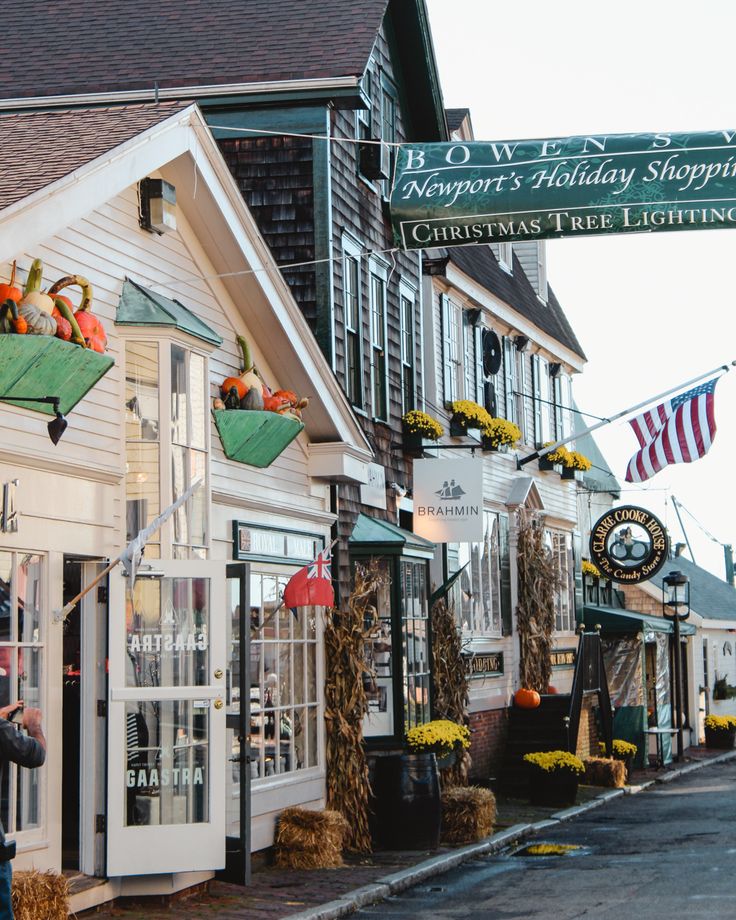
[583,604,696,636]
[349,513,435,560]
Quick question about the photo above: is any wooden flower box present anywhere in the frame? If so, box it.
[213,409,303,468]
[0,335,114,415]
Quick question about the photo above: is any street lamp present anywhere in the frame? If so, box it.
[662,570,690,762]
[0,396,68,444]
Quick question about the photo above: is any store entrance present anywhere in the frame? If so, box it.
[61,558,108,876]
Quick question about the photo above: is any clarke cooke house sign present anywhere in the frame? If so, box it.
[589,505,669,584]
[413,457,484,543]
[390,129,736,248]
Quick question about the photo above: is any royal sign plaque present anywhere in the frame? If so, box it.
[390,129,736,249]
[589,505,669,584]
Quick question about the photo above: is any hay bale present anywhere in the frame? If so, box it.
[440,786,496,845]
[12,869,69,920]
[583,756,626,788]
[274,807,349,869]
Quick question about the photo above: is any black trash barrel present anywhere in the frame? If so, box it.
[372,753,441,850]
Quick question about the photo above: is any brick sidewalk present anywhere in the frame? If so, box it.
[80,747,726,920]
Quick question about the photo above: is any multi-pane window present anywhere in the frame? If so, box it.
[342,237,363,408]
[401,561,430,731]
[450,512,503,637]
[248,572,320,779]
[357,68,372,145]
[380,76,398,197]
[462,312,475,401]
[369,260,389,421]
[503,337,518,424]
[498,242,513,272]
[547,530,575,632]
[0,552,43,836]
[441,295,462,405]
[399,283,416,414]
[125,341,208,560]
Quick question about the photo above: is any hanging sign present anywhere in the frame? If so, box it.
[360,462,387,510]
[413,457,484,542]
[589,505,669,583]
[390,129,736,249]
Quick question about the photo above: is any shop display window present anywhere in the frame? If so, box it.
[401,561,430,731]
[248,572,320,781]
[448,511,503,637]
[363,559,394,737]
[546,529,575,633]
[0,551,43,837]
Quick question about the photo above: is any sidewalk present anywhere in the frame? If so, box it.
[81,745,736,920]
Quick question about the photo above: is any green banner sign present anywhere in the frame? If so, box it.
[390,129,736,249]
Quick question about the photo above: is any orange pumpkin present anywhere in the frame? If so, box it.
[0,261,22,304]
[514,688,541,709]
[48,275,107,352]
[546,685,558,695]
[220,376,247,400]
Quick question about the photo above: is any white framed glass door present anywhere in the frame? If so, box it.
[107,561,226,876]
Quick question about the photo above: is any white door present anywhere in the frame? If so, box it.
[107,561,226,876]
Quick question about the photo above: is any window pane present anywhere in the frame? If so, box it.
[125,701,209,826]
[17,555,41,644]
[171,344,188,446]
[189,352,206,451]
[189,450,207,548]
[0,553,12,643]
[125,342,159,439]
[171,444,188,546]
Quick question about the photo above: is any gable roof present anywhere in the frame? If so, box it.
[647,556,736,622]
[0,102,191,213]
[0,1,388,103]
[116,280,223,346]
[446,245,586,360]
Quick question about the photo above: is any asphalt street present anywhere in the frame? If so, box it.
[354,761,736,920]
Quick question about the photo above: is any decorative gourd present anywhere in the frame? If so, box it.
[0,299,27,334]
[263,393,291,414]
[52,297,85,346]
[224,386,242,410]
[220,334,264,399]
[241,387,264,410]
[212,397,226,411]
[18,298,57,335]
[0,262,22,304]
[21,258,55,314]
[48,275,107,353]
[54,314,72,341]
[514,687,541,709]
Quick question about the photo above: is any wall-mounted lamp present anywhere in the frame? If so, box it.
[139,178,177,234]
[0,395,67,444]
[514,334,530,353]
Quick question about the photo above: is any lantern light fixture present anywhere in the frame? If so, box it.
[139,178,177,234]
[0,395,67,444]
[662,569,690,763]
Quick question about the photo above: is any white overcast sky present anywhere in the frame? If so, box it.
[426,0,736,580]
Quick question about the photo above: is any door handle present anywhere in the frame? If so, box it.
[214,698,224,710]
[214,668,223,680]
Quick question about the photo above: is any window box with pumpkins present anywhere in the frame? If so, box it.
[523,751,585,807]
[481,417,521,453]
[213,335,306,468]
[0,261,113,418]
[401,410,443,458]
[448,400,493,438]
[704,715,736,749]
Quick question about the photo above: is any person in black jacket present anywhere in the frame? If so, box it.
[0,702,45,919]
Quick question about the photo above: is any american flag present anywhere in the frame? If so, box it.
[625,379,718,483]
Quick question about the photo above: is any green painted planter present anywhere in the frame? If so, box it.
[0,335,114,415]
[213,409,303,468]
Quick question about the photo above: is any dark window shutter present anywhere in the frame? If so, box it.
[499,513,512,636]
[474,324,484,405]
[440,293,451,404]
[572,530,584,624]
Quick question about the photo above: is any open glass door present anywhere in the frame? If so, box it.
[107,561,226,876]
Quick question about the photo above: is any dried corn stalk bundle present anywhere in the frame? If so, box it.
[11,870,69,920]
[431,595,471,786]
[324,561,388,853]
[516,508,559,693]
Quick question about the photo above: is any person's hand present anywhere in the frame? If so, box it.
[0,701,23,721]
[21,708,43,735]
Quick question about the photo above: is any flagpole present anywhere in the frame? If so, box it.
[518,360,735,468]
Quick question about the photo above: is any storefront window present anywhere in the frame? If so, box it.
[449,511,503,637]
[363,559,394,738]
[402,561,430,730]
[547,529,575,632]
[0,552,43,836]
[249,572,320,780]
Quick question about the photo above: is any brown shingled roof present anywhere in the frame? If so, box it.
[0,102,193,212]
[0,0,388,102]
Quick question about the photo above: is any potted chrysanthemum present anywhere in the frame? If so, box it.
[523,750,585,806]
[561,449,593,481]
[481,417,522,453]
[599,739,638,781]
[704,714,736,749]
[448,400,494,437]
[538,443,569,473]
[402,410,443,457]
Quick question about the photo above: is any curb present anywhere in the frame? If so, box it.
[283,753,735,920]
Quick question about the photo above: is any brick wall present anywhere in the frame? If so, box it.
[468,708,508,782]
[575,695,601,758]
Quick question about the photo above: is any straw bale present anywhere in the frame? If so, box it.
[441,786,496,844]
[274,807,348,869]
[583,756,626,788]
[12,869,69,920]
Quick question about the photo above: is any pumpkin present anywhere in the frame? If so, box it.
[48,275,107,353]
[263,394,291,414]
[220,334,265,398]
[514,688,541,709]
[547,685,558,695]
[18,298,57,335]
[0,299,27,334]
[0,262,22,304]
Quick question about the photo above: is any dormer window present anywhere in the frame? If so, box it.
[498,242,513,273]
